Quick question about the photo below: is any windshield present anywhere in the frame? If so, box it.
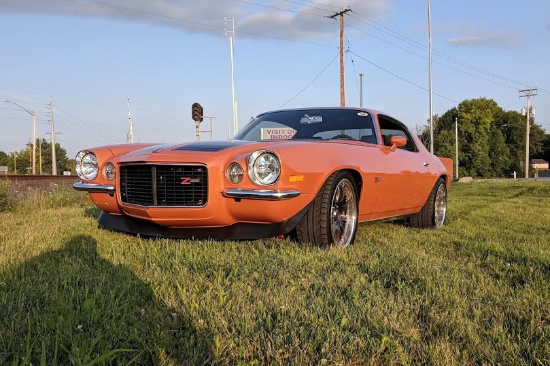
[234,108,376,142]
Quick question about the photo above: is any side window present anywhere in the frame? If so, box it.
[378,115,418,152]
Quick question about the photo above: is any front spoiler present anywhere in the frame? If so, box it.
[97,202,312,240]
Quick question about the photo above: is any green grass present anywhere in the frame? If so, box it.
[1,180,549,365]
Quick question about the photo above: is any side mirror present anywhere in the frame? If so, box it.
[389,136,407,152]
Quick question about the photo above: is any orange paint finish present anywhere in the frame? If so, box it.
[73,107,452,242]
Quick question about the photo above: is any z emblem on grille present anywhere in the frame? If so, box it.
[181,177,201,185]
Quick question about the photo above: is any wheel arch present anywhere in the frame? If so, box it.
[329,168,363,202]
[346,168,363,201]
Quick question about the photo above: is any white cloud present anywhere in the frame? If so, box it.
[438,22,522,48]
[0,0,391,40]
[447,31,521,48]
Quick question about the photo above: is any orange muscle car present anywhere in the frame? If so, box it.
[73,107,452,246]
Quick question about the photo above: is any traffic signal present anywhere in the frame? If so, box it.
[192,102,203,122]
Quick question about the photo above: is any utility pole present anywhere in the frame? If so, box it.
[359,73,364,108]
[49,96,57,175]
[4,100,37,174]
[127,96,134,143]
[225,17,238,136]
[519,88,537,179]
[328,7,351,107]
[427,0,434,154]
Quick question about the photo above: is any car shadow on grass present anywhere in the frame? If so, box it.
[0,235,213,365]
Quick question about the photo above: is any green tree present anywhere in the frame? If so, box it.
[0,151,8,167]
[421,98,513,178]
[1,140,71,175]
[419,98,547,178]
[38,139,71,175]
[499,110,525,175]
[536,134,550,164]
[457,98,504,177]
[499,111,547,176]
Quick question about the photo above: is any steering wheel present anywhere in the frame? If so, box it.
[331,134,356,141]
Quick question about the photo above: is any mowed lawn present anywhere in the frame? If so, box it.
[0,180,549,365]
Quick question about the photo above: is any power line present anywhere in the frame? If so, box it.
[280,0,341,12]
[349,12,530,87]
[346,23,521,92]
[234,0,327,18]
[53,105,126,144]
[349,50,458,104]
[82,0,546,98]
[279,52,339,108]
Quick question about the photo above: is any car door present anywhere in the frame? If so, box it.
[375,115,435,216]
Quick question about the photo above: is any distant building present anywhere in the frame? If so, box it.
[531,159,549,178]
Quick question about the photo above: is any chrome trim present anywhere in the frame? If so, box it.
[222,189,300,200]
[247,150,281,186]
[73,182,116,193]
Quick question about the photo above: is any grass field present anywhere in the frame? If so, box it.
[0,179,549,365]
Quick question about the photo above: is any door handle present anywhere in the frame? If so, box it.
[423,162,430,167]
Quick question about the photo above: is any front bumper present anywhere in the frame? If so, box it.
[222,188,300,200]
[73,182,115,194]
[74,182,300,201]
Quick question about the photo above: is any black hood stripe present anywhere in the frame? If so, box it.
[174,140,253,152]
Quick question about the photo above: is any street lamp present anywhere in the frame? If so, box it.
[3,100,37,175]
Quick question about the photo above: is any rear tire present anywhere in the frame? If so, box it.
[295,171,358,247]
[409,178,447,229]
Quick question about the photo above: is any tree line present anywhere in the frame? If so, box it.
[0,139,72,175]
[419,97,549,178]
[2,97,549,178]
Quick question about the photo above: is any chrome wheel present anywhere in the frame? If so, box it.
[434,183,447,227]
[295,171,359,247]
[330,178,358,246]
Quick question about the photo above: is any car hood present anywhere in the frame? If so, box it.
[114,139,354,163]
[116,140,277,163]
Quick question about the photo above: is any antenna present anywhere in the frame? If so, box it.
[127,96,134,143]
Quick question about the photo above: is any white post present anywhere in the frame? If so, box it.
[427,0,434,154]
[455,116,458,179]
[225,17,238,136]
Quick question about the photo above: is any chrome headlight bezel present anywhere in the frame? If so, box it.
[226,162,244,184]
[102,162,116,181]
[75,151,99,180]
[247,150,281,186]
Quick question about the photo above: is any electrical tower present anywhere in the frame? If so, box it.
[48,96,58,175]
[519,88,537,179]
[328,7,351,107]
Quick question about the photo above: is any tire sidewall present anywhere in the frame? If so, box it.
[323,171,359,246]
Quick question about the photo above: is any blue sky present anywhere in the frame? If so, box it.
[1,0,549,159]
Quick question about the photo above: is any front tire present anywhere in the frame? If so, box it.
[409,178,447,229]
[295,171,358,246]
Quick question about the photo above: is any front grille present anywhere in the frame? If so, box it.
[120,165,207,207]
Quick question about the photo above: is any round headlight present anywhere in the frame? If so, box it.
[102,162,116,181]
[248,150,280,186]
[75,151,98,180]
[226,162,244,184]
